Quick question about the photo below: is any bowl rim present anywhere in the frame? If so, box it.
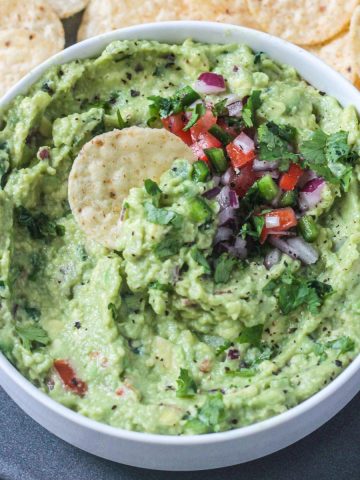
[0,20,359,446]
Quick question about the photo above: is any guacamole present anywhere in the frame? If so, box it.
[0,40,359,435]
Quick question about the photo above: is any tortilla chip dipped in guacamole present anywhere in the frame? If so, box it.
[0,40,359,435]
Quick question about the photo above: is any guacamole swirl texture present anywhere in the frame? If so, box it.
[0,40,359,434]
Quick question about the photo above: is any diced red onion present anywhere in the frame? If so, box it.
[194,72,226,94]
[233,132,255,154]
[227,348,240,360]
[203,186,221,199]
[227,101,243,117]
[216,186,239,209]
[297,169,318,189]
[269,236,319,265]
[218,207,236,226]
[213,175,221,187]
[221,167,235,186]
[264,248,281,270]
[214,227,233,245]
[254,170,280,180]
[298,178,325,211]
[233,236,248,259]
[225,94,241,105]
[253,159,279,171]
[265,215,280,228]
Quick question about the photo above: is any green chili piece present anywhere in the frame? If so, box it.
[192,160,210,182]
[258,174,279,202]
[298,216,319,242]
[208,124,233,145]
[204,147,228,174]
[188,197,212,224]
[280,190,297,207]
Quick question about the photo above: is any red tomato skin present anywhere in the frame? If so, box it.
[161,114,192,145]
[191,132,222,161]
[54,359,88,396]
[260,207,298,243]
[230,163,257,198]
[279,163,304,191]
[190,109,217,142]
[226,143,256,168]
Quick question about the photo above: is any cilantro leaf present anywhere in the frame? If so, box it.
[216,339,232,356]
[144,202,181,226]
[176,368,197,398]
[148,86,200,120]
[197,392,225,432]
[212,98,228,117]
[116,109,126,129]
[242,90,261,127]
[257,122,298,171]
[183,103,206,131]
[237,324,263,347]
[191,248,211,274]
[153,235,181,259]
[264,270,333,315]
[148,281,173,292]
[300,129,358,189]
[24,306,41,320]
[214,253,237,284]
[326,336,355,355]
[16,324,49,350]
[15,206,65,240]
[144,179,161,206]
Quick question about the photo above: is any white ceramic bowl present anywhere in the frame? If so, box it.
[0,21,359,471]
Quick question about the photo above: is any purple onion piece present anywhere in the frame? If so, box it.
[203,186,221,199]
[216,186,239,209]
[298,180,325,211]
[212,175,221,187]
[233,237,248,259]
[227,348,240,360]
[227,101,243,117]
[218,207,237,226]
[297,169,318,189]
[264,248,281,270]
[253,159,279,171]
[229,189,239,208]
[301,177,325,193]
[221,167,235,186]
[214,227,233,245]
[269,236,319,265]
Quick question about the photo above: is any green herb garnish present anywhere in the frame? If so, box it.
[176,368,197,398]
[214,254,237,284]
[242,90,261,127]
[191,248,211,274]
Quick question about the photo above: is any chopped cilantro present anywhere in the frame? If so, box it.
[214,254,237,284]
[254,51,264,64]
[24,306,41,320]
[237,324,263,347]
[212,98,228,117]
[148,281,173,292]
[116,109,126,129]
[176,368,197,398]
[257,122,298,170]
[264,270,333,315]
[300,129,357,189]
[15,206,65,241]
[108,302,119,321]
[144,179,161,207]
[197,392,225,432]
[327,336,355,355]
[148,86,200,120]
[216,339,232,356]
[16,324,49,350]
[144,202,182,227]
[183,103,206,131]
[191,248,211,274]
[242,90,261,127]
[153,235,181,260]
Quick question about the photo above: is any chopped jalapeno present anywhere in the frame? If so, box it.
[192,160,210,182]
[258,174,279,202]
[208,124,233,145]
[188,197,212,224]
[204,147,228,173]
[298,216,319,242]
[280,190,297,207]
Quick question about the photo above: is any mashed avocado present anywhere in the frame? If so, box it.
[0,40,359,434]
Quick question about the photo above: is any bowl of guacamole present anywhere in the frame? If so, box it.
[0,21,359,470]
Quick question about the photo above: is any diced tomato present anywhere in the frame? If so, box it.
[230,162,257,198]
[54,359,87,396]
[226,142,256,169]
[260,207,298,244]
[161,113,192,145]
[279,163,304,191]
[190,109,217,142]
[191,131,222,161]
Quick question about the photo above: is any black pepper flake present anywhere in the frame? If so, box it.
[111,405,117,410]
[126,72,132,80]
[130,89,140,97]
[335,360,343,367]
[74,321,81,329]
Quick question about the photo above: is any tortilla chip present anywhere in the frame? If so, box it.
[350,6,360,83]
[185,0,260,30]
[68,127,196,249]
[48,0,89,19]
[0,29,63,98]
[78,0,260,40]
[77,0,113,41]
[247,0,359,46]
[0,0,64,50]
[307,32,355,83]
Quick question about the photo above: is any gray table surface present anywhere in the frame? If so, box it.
[1,12,359,480]
[0,387,359,479]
